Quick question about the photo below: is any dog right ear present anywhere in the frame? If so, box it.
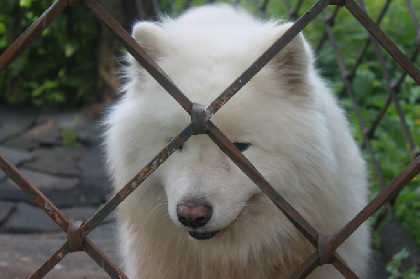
[132,22,167,59]
[267,23,314,93]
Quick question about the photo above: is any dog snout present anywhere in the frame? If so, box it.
[177,201,212,229]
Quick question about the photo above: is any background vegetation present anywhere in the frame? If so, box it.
[0,0,419,256]
[0,0,98,106]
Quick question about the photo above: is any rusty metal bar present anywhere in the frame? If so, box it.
[318,0,391,89]
[322,10,387,192]
[388,80,417,159]
[315,6,340,52]
[358,0,418,168]
[29,242,70,279]
[333,156,420,250]
[0,153,70,232]
[358,36,404,141]
[286,251,319,279]
[253,0,270,18]
[346,0,392,81]
[0,153,117,277]
[67,221,84,252]
[191,103,209,135]
[365,94,393,140]
[284,0,303,21]
[317,233,334,265]
[0,1,417,278]
[395,47,420,89]
[290,160,420,277]
[0,0,68,75]
[356,0,391,83]
[367,55,416,158]
[206,121,319,246]
[83,0,193,115]
[386,44,420,155]
[287,239,359,278]
[345,0,420,84]
[331,253,359,278]
[293,0,305,16]
[404,0,419,37]
[283,0,305,21]
[260,0,270,16]
[283,0,296,20]
[84,237,128,279]
[80,124,193,237]
[206,0,330,117]
[286,250,358,278]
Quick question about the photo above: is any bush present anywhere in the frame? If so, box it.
[0,0,98,107]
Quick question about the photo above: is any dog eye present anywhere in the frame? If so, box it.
[233,142,250,152]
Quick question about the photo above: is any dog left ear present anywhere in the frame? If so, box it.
[132,21,168,60]
[269,23,313,88]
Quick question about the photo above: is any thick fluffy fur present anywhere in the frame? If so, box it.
[105,5,370,278]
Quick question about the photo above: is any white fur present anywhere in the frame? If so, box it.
[105,4,370,278]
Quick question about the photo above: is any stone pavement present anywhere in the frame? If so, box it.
[0,105,417,278]
[0,105,118,278]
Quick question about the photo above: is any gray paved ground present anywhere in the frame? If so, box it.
[0,105,119,278]
[0,224,118,279]
[0,105,417,278]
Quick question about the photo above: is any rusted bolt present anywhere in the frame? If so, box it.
[68,0,84,5]
[317,233,335,265]
[67,221,84,252]
[329,0,346,6]
[191,103,209,135]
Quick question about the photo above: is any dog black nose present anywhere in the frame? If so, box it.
[177,202,212,229]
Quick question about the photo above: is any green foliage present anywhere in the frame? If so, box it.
[61,127,78,147]
[0,0,98,107]
[305,0,420,246]
[61,115,80,147]
[386,248,420,279]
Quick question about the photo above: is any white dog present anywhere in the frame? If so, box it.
[105,4,370,278]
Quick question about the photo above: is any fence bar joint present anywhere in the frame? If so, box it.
[330,0,346,6]
[191,103,209,135]
[68,0,84,5]
[317,233,335,265]
[67,221,85,252]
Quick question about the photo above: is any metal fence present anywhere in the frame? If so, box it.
[0,0,419,278]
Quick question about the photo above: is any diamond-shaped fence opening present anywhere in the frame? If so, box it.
[0,0,419,278]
